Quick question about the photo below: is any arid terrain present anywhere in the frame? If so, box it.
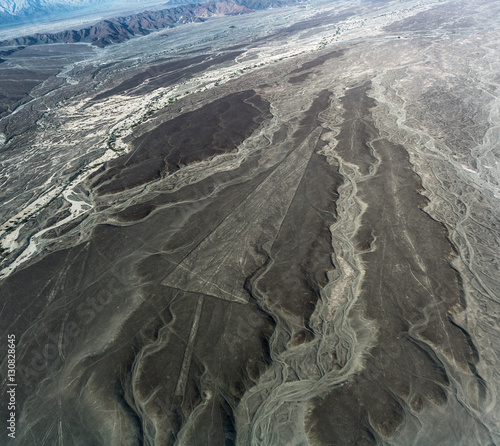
[1,0,500,444]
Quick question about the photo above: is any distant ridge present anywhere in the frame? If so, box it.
[0,0,297,47]
[0,0,107,23]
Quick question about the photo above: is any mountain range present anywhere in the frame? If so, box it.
[0,0,296,47]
